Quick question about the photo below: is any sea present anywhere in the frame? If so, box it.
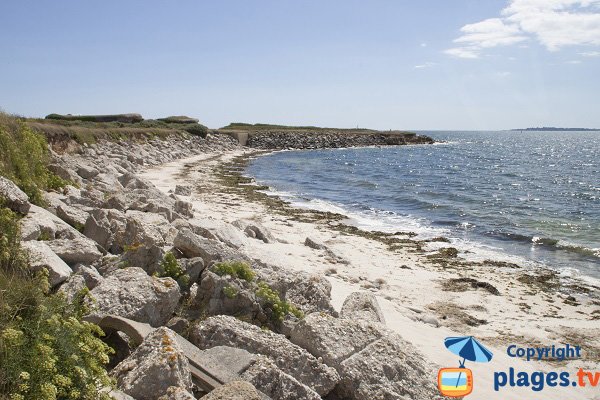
[245,130,600,281]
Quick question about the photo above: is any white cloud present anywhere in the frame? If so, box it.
[444,47,480,59]
[414,61,436,68]
[445,0,600,58]
[580,50,600,55]
[420,42,428,47]
[566,59,583,63]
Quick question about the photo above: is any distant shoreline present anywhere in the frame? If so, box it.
[511,127,600,131]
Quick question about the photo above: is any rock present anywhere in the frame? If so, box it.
[0,176,30,214]
[212,223,249,249]
[195,346,258,384]
[83,209,127,252]
[72,264,104,289]
[190,315,339,396]
[47,163,82,185]
[174,185,192,196]
[123,210,177,248]
[419,315,440,328]
[173,229,229,265]
[21,241,72,287]
[174,199,194,218]
[107,388,136,400]
[260,267,336,315]
[118,172,154,190]
[232,220,274,243]
[120,244,166,275]
[77,165,99,179]
[166,317,190,335]
[201,381,262,400]
[56,203,89,230]
[340,291,386,324]
[58,274,87,303]
[191,270,262,321]
[90,267,180,327]
[290,313,385,370]
[46,237,103,265]
[157,387,196,400]
[112,327,192,400]
[20,204,77,241]
[178,257,205,284]
[304,237,325,250]
[241,357,321,400]
[337,334,443,400]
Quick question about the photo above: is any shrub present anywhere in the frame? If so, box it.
[255,282,303,322]
[212,261,255,282]
[183,123,209,138]
[0,206,114,399]
[0,112,67,205]
[222,285,238,299]
[159,252,189,285]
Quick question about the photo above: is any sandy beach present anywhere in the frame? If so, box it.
[141,147,600,400]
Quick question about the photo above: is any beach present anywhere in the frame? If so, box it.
[142,146,600,400]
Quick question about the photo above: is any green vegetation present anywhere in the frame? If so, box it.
[212,260,256,282]
[182,123,209,138]
[158,252,190,286]
[0,112,68,205]
[255,282,304,322]
[0,207,113,399]
[0,113,113,399]
[222,285,238,299]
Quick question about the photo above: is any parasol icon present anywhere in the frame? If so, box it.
[444,336,493,388]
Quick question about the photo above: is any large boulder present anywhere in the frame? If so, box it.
[157,387,196,400]
[201,381,262,400]
[120,244,166,275]
[340,291,386,324]
[241,357,321,400]
[21,241,72,287]
[56,203,89,230]
[72,264,104,289]
[0,176,30,214]
[190,271,264,322]
[46,237,103,265]
[112,327,192,400]
[83,209,127,252]
[258,266,336,315]
[117,172,154,190]
[289,313,385,370]
[336,334,444,400]
[189,315,339,396]
[232,219,274,243]
[20,204,81,241]
[90,267,180,327]
[173,229,232,265]
[122,210,177,248]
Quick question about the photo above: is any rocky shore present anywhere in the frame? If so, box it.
[2,126,598,400]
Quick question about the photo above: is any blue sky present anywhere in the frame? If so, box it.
[1,0,599,130]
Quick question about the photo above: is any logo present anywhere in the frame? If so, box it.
[438,336,494,398]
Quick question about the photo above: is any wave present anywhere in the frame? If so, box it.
[490,231,599,259]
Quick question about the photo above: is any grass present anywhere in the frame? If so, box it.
[212,260,256,282]
[26,117,210,145]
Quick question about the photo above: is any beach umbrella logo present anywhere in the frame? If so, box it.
[437,336,493,397]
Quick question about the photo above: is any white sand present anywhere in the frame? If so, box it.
[141,149,600,400]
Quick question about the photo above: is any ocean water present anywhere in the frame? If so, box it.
[246,131,600,279]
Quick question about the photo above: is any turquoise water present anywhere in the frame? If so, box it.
[246,131,600,279]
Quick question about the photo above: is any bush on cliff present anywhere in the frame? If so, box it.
[183,123,209,138]
[0,206,114,400]
[0,112,68,205]
[0,113,113,399]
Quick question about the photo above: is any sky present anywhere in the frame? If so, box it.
[1,0,600,130]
